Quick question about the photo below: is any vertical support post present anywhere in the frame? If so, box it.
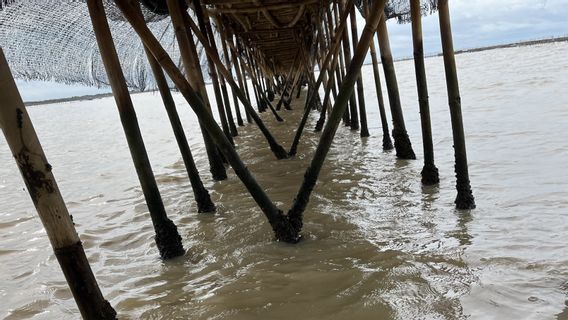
[87,0,184,259]
[410,0,439,184]
[0,48,117,320]
[144,47,216,212]
[113,0,299,242]
[377,16,416,159]
[231,36,253,123]
[193,2,238,138]
[287,0,387,232]
[166,0,227,180]
[350,4,369,137]
[438,0,476,209]
[218,27,245,126]
[341,0,358,131]
[364,0,393,149]
[189,1,234,144]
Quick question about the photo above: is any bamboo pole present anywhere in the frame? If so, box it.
[275,50,300,111]
[350,4,369,137]
[438,0,476,209]
[341,0,358,131]
[364,0,393,150]
[188,1,234,144]
[0,48,117,320]
[166,0,227,180]
[314,39,342,132]
[184,9,288,157]
[241,46,284,121]
[333,1,350,126]
[114,0,299,241]
[288,0,354,156]
[324,7,339,101]
[229,34,251,124]
[287,0,387,232]
[410,0,439,185]
[221,32,244,126]
[377,17,416,159]
[144,47,216,212]
[87,0,184,259]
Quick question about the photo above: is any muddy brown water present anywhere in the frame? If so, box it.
[1,42,567,319]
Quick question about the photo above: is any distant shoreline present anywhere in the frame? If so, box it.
[24,35,568,107]
[394,35,568,62]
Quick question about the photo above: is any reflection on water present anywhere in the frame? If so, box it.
[1,42,568,319]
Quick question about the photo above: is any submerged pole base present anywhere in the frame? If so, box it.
[271,214,301,243]
[195,191,216,213]
[360,128,370,138]
[314,117,325,132]
[382,135,394,151]
[54,242,117,320]
[272,144,290,160]
[154,219,185,259]
[392,128,416,159]
[455,182,476,210]
[421,163,440,185]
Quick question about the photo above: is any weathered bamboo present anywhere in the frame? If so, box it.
[341,1,358,131]
[87,0,184,259]
[190,1,234,144]
[0,48,117,320]
[166,0,227,180]
[438,0,476,209]
[184,14,288,158]
[114,0,298,242]
[229,35,251,124]
[287,0,354,156]
[275,51,300,110]
[234,38,254,123]
[410,0,439,185]
[377,16,416,159]
[364,0,393,150]
[350,4,369,137]
[200,4,238,137]
[219,28,245,126]
[287,0,387,232]
[314,38,342,131]
[324,7,339,101]
[241,46,284,122]
[333,1,351,126]
[144,47,216,213]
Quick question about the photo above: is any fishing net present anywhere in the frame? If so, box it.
[0,0,215,91]
[0,0,435,91]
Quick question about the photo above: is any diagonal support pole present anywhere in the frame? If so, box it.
[287,0,387,233]
[114,0,298,242]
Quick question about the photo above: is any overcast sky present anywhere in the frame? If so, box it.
[15,0,568,102]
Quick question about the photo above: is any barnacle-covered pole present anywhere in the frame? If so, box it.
[364,0,392,149]
[410,0,439,184]
[438,0,476,209]
[0,48,117,320]
[287,0,387,232]
[87,0,184,259]
[377,16,416,159]
[350,4,369,137]
[166,0,227,180]
[114,0,299,242]
[144,47,215,213]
